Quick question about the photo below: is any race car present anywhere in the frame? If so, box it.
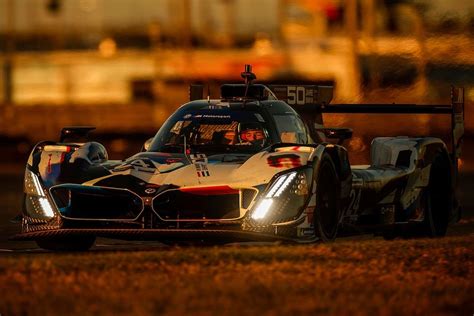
[13,65,464,250]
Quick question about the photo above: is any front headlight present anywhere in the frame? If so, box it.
[25,168,46,197]
[250,169,311,222]
[24,168,55,218]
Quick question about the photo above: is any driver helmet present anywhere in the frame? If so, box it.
[238,122,266,145]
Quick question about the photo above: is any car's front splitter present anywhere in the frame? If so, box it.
[10,228,315,243]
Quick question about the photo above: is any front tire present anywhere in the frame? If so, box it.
[314,153,341,242]
[36,236,96,251]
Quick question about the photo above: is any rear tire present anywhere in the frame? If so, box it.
[314,153,341,242]
[380,150,452,241]
[36,236,96,251]
[396,151,452,239]
[422,151,452,237]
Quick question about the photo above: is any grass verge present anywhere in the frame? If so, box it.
[0,235,473,315]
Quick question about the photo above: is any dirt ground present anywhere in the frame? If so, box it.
[0,234,473,316]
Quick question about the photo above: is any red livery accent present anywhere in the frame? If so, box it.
[47,154,52,174]
[166,158,183,164]
[267,154,302,168]
[179,185,238,195]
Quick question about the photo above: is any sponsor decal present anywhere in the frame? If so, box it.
[267,154,302,168]
[298,227,315,237]
[113,158,156,173]
[190,154,210,177]
[347,186,362,215]
[305,206,315,225]
[165,158,183,164]
[193,114,231,119]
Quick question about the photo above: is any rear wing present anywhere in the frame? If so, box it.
[324,87,464,162]
[268,85,464,161]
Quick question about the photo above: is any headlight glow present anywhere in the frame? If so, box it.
[292,172,308,196]
[273,172,297,197]
[24,168,45,197]
[24,168,56,218]
[251,198,273,220]
[38,197,55,217]
[265,175,287,198]
[250,170,309,222]
[265,171,297,198]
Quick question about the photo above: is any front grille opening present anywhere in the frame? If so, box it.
[153,190,240,220]
[51,186,143,220]
[241,189,257,209]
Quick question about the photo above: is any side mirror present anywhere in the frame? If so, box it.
[142,137,153,152]
[317,127,353,145]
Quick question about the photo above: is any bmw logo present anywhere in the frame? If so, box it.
[144,188,157,194]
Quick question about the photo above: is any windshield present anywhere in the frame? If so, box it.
[148,108,273,154]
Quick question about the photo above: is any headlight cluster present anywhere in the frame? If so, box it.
[250,169,311,223]
[24,168,55,218]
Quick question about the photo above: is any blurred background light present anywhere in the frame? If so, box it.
[0,0,472,165]
[79,0,97,12]
[98,37,117,57]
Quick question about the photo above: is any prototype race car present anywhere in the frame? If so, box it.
[13,65,464,250]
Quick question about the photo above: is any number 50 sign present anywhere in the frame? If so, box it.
[287,86,306,105]
[268,85,318,106]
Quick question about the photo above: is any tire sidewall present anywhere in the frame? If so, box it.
[314,153,341,242]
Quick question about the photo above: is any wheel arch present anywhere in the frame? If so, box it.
[418,139,452,170]
[310,144,352,203]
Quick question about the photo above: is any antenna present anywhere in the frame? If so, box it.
[241,64,256,100]
[207,84,211,104]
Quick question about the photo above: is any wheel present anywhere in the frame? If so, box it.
[314,153,341,242]
[421,151,452,237]
[397,151,453,239]
[36,236,96,251]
